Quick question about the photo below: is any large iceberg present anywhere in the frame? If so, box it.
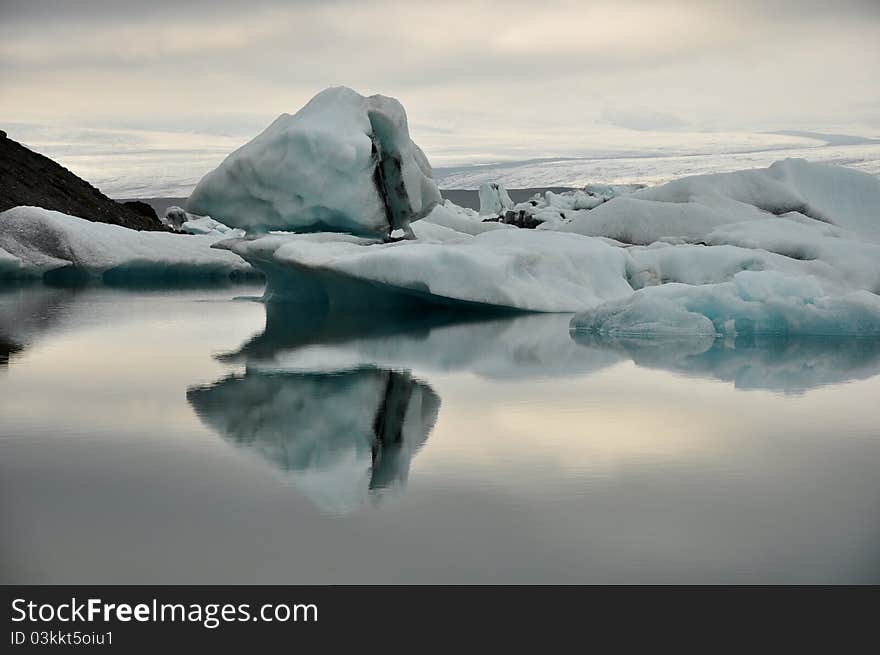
[0,206,255,282]
[187,86,441,237]
[212,157,878,321]
[216,227,633,311]
[553,159,880,244]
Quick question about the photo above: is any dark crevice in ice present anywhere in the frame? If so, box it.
[368,111,416,236]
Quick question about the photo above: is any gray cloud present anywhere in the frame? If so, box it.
[0,0,878,151]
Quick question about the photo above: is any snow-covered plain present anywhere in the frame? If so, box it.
[435,141,880,191]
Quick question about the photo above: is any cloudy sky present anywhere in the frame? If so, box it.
[1,0,879,170]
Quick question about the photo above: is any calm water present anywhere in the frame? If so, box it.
[1,283,879,584]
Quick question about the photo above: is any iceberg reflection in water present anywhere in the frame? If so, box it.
[188,368,439,513]
[2,284,880,582]
[186,296,880,513]
[220,298,880,392]
[571,332,880,393]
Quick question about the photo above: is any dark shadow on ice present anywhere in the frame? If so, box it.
[571,331,880,393]
[187,368,440,513]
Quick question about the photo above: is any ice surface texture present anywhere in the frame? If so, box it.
[478,182,514,216]
[571,271,880,337]
[211,156,879,335]
[0,206,254,282]
[217,226,633,312]
[186,86,441,237]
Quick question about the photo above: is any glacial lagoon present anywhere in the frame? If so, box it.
[1,283,879,584]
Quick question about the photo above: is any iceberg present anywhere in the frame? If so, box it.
[162,205,191,231]
[0,206,255,282]
[187,86,441,237]
[207,156,878,325]
[556,158,880,245]
[418,201,511,237]
[570,271,880,337]
[216,228,634,311]
[478,182,515,216]
[163,205,244,237]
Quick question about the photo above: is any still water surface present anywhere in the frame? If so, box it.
[1,283,879,583]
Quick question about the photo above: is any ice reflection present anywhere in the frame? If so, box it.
[187,368,439,513]
[191,300,880,511]
[0,284,79,367]
[571,332,880,392]
[220,302,622,380]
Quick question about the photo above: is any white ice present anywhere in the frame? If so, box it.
[217,228,633,312]
[478,182,515,216]
[571,271,880,337]
[0,206,254,281]
[186,86,441,237]
[162,205,244,237]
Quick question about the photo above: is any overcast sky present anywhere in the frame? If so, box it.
[1,0,879,148]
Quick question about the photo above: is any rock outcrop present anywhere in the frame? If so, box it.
[0,131,167,231]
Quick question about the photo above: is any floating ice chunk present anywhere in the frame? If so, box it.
[764,158,880,241]
[633,163,818,217]
[558,195,766,244]
[544,189,602,211]
[163,205,242,236]
[478,182,514,216]
[582,183,645,201]
[0,206,254,282]
[571,271,880,337]
[162,205,191,230]
[705,218,880,293]
[558,159,880,245]
[187,368,439,513]
[418,201,511,237]
[187,86,441,237]
[218,229,633,311]
[179,216,245,238]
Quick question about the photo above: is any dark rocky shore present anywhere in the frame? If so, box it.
[0,130,167,231]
